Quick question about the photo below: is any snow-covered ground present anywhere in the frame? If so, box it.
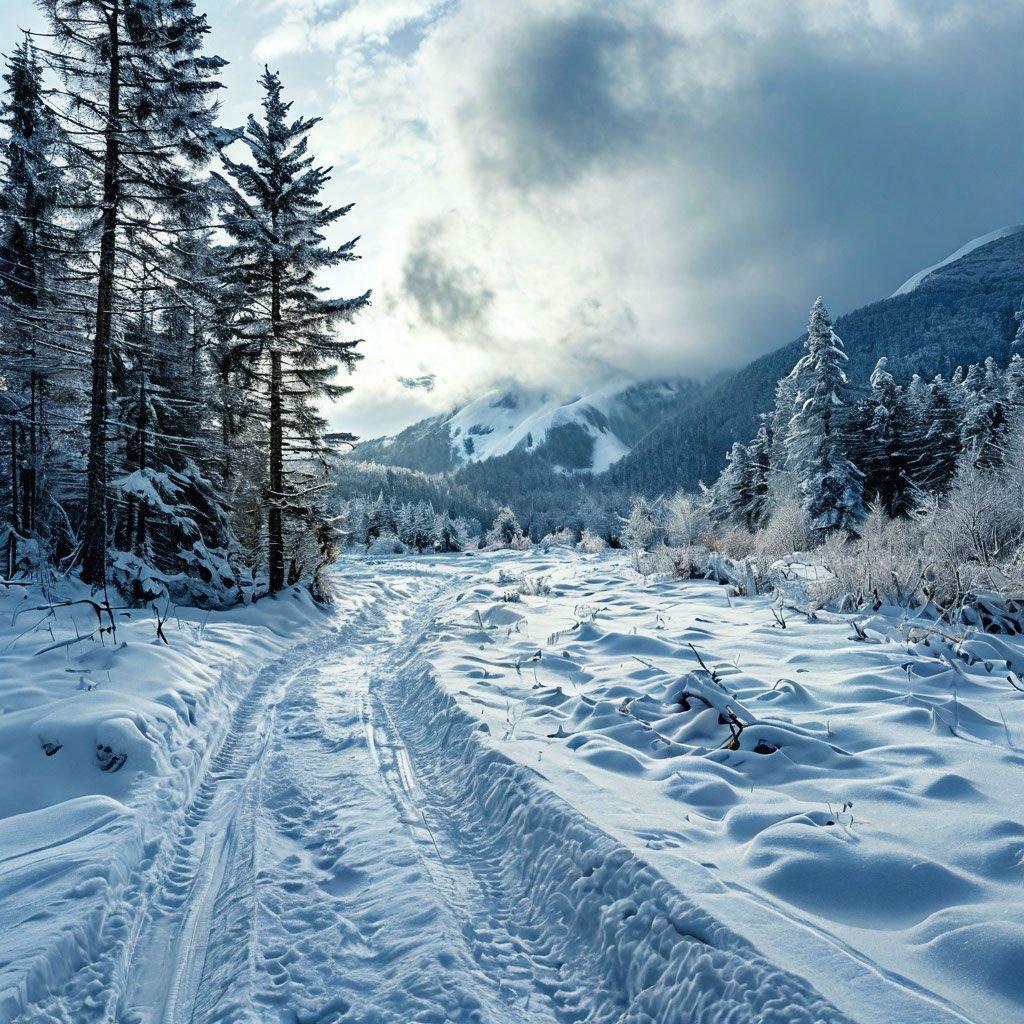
[2,550,1021,1023]
[425,549,1024,1024]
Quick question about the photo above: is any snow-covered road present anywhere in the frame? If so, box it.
[12,558,851,1024]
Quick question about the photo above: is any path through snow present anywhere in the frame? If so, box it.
[12,558,849,1024]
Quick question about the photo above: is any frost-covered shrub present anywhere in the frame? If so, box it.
[109,466,255,608]
[366,532,407,556]
[810,508,927,607]
[668,546,713,580]
[923,465,1024,571]
[715,529,756,560]
[111,546,257,609]
[577,528,607,553]
[754,501,812,564]
[517,575,552,597]
[540,528,575,548]
[663,492,712,548]
[486,506,527,548]
[621,496,664,550]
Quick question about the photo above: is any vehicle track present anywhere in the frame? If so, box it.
[16,561,853,1024]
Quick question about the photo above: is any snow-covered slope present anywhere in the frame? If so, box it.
[421,548,1024,1024]
[355,378,692,475]
[892,225,1024,296]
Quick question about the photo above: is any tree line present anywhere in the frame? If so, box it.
[708,296,1024,536]
[0,1,367,606]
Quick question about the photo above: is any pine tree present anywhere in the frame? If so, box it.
[0,39,83,550]
[712,441,755,528]
[214,69,369,594]
[961,358,1007,469]
[36,0,225,585]
[785,297,864,534]
[746,422,772,529]
[862,357,914,516]
[435,511,465,552]
[1006,353,1024,412]
[913,374,962,495]
[488,505,525,548]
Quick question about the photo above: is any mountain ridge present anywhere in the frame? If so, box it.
[351,225,1024,499]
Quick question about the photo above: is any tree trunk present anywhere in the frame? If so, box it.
[268,348,284,593]
[135,366,147,551]
[23,372,36,534]
[267,233,285,594]
[220,357,232,490]
[9,420,19,535]
[81,3,120,586]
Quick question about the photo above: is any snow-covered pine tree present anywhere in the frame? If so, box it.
[711,441,755,528]
[1006,353,1024,413]
[861,357,915,517]
[214,68,370,594]
[0,39,85,555]
[768,372,798,472]
[910,374,962,495]
[785,297,864,534]
[35,0,225,586]
[487,505,525,548]
[435,511,465,552]
[108,266,251,607]
[409,501,436,552]
[960,358,1008,469]
[746,422,772,529]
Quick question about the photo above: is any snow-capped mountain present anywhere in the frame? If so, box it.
[354,378,694,475]
[610,224,1024,495]
[891,224,1024,296]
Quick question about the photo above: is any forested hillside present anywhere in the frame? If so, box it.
[609,228,1024,494]
[354,379,695,476]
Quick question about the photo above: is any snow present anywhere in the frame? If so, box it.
[3,550,1022,1022]
[0,577,350,1021]
[891,225,1024,296]
[420,549,1024,1024]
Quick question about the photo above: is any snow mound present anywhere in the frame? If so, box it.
[423,550,1024,1024]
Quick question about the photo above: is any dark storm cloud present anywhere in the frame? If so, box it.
[401,222,494,334]
[465,12,677,188]
[453,2,1024,365]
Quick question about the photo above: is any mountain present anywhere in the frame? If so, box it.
[353,378,696,476]
[607,226,1024,495]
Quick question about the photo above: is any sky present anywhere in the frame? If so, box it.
[4,0,1024,440]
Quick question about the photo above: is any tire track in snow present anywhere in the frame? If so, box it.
[14,591,383,1024]
[15,560,856,1024]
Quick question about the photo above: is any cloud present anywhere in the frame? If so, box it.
[240,0,1024,436]
[400,221,494,335]
[396,373,437,391]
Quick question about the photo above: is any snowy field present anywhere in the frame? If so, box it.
[1,550,1022,1023]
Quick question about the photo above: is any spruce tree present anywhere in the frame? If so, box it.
[0,39,82,548]
[785,297,864,534]
[913,374,961,495]
[214,68,369,594]
[1006,353,1024,412]
[961,358,1007,469]
[745,422,772,529]
[862,357,914,516]
[35,0,225,585]
[713,441,755,528]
